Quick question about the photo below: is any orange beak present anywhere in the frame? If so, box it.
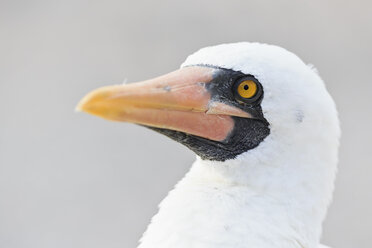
[76,66,252,141]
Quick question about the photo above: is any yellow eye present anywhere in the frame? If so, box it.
[237,80,257,99]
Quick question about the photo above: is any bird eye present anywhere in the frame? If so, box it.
[233,76,262,104]
[237,80,257,99]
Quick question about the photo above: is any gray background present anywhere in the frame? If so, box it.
[0,1,371,247]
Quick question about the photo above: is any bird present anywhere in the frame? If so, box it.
[76,42,340,248]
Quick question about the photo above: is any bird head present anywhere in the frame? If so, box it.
[77,42,340,165]
[77,43,341,247]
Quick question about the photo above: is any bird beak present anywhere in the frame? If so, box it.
[76,66,252,141]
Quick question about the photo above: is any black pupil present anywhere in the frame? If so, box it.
[244,84,249,90]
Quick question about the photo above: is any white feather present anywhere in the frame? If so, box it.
[138,42,340,248]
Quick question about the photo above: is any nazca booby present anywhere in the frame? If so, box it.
[77,42,340,248]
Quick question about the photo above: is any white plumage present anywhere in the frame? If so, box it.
[137,43,340,248]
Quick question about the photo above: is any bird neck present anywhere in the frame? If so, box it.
[184,136,337,247]
[139,136,338,248]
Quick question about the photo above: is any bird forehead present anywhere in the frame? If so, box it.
[181,42,308,81]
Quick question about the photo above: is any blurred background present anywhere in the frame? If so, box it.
[0,1,371,247]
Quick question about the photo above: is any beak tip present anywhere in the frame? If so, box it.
[75,96,89,113]
[75,87,105,114]
[74,103,83,113]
